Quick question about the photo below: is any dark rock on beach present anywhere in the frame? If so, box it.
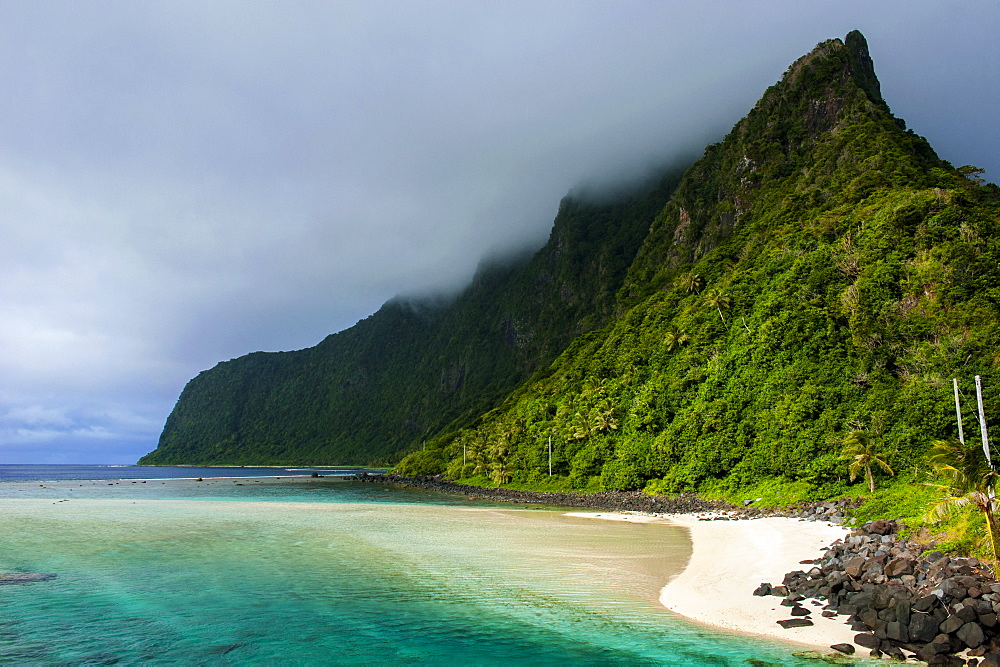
[757,518,1000,661]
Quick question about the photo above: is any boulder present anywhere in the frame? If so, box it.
[866,520,894,535]
[844,556,866,578]
[885,557,915,578]
[956,605,979,623]
[939,615,964,634]
[939,578,968,600]
[884,620,909,642]
[956,621,985,648]
[913,594,941,612]
[777,618,814,629]
[908,612,941,643]
[829,643,855,655]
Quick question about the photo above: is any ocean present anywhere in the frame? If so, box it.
[0,467,853,664]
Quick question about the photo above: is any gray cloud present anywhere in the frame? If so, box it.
[0,1,997,463]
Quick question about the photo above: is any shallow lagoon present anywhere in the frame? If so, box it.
[2,478,851,664]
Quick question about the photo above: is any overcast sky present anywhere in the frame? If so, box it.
[1,1,997,464]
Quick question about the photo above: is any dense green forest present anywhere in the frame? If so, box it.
[144,32,1000,501]
[395,32,1000,496]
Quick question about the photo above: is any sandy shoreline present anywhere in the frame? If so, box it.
[570,511,866,656]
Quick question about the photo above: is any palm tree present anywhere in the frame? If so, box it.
[926,438,1000,561]
[676,273,703,294]
[569,411,591,441]
[663,330,691,352]
[841,430,894,493]
[704,289,732,325]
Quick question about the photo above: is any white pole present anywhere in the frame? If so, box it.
[463,441,466,467]
[954,378,966,445]
[976,375,991,468]
[548,436,552,476]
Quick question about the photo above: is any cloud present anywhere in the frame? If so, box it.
[0,1,997,463]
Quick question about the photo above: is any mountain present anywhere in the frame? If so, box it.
[140,170,684,465]
[142,32,1000,493]
[394,31,1000,494]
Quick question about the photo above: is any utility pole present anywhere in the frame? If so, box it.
[954,378,966,445]
[976,375,991,469]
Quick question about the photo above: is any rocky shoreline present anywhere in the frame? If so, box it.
[359,474,1000,664]
[352,472,734,514]
[351,472,858,521]
[757,519,1000,665]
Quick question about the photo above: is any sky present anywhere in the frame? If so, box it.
[1,1,998,464]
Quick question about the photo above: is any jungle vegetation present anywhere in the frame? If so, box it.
[394,32,1000,502]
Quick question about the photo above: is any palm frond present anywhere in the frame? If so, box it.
[925,494,970,521]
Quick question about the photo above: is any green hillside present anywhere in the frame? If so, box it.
[140,169,684,465]
[396,32,1000,495]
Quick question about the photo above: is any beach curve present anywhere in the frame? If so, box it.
[658,515,868,655]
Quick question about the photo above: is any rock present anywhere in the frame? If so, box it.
[777,618,814,629]
[914,594,941,612]
[866,520,894,535]
[844,556,866,578]
[940,614,964,634]
[829,643,855,655]
[790,606,811,616]
[957,621,986,648]
[753,583,771,596]
[880,642,906,660]
[980,653,1000,667]
[909,612,941,643]
[957,605,980,623]
[940,578,968,600]
[853,633,880,649]
[885,620,909,642]
[885,557,915,578]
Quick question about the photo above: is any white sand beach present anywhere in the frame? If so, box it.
[569,511,866,656]
[660,515,867,654]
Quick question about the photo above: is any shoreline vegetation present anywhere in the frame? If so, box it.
[360,473,1000,663]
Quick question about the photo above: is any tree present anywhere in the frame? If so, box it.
[704,289,732,325]
[663,330,691,352]
[841,430,894,493]
[926,438,1000,561]
[676,272,703,294]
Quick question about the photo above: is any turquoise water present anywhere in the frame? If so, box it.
[1,480,847,664]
